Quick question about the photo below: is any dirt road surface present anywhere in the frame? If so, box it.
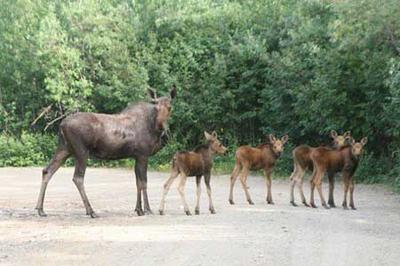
[0,167,399,266]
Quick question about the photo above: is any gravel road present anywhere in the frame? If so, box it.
[0,167,399,266]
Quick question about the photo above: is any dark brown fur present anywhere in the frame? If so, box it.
[229,134,289,205]
[159,131,227,215]
[309,137,367,209]
[35,87,177,218]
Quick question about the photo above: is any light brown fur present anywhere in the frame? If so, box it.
[159,131,227,215]
[289,130,351,207]
[309,137,367,209]
[229,134,289,205]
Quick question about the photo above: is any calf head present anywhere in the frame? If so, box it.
[204,131,227,155]
[148,86,177,130]
[269,134,289,157]
[350,137,368,157]
[331,130,351,148]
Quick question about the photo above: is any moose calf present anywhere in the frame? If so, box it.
[289,130,351,207]
[159,131,227,215]
[229,134,289,205]
[309,137,367,209]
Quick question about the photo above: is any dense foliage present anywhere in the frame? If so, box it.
[0,0,399,189]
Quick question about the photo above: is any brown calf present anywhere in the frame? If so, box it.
[229,134,289,205]
[289,130,351,207]
[309,137,367,209]
[159,131,227,215]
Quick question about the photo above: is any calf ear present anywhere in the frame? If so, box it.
[330,130,338,138]
[148,88,157,101]
[349,137,356,145]
[170,85,177,99]
[269,134,276,143]
[343,131,351,139]
[204,131,212,140]
[281,135,289,144]
[360,137,368,145]
[211,131,218,138]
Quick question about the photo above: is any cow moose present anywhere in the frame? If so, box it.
[289,130,351,207]
[159,131,227,216]
[229,134,289,205]
[309,137,368,209]
[35,86,177,218]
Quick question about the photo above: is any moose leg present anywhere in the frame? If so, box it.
[195,175,202,215]
[349,178,356,210]
[264,169,274,204]
[159,168,179,215]
[315,176,329,209]
[298,175,309,207]
[229,163,241,205]
[239,166,253,205]
[36,146,70,216]
[328,172,336,208]
[289,164,299,206]
[204,174,216,214]
[342,175,350,210]
[72,155,96,218]
[134,175,144,216]
[177,174,191,215]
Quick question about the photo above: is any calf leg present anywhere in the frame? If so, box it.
[204,174,215,214]
[315,175,329,209]
[177,174,191,215]
[36,146,70,216]
[136,157,152,215]
[195,175,202,215]
[328,173,336,207]
[159,167,179,215]
[298,176,309,207]
[342,175,350,210]
[349,178,356,210]
[309,179,317,208]
[72,156,96,218]
[289,163,299,206]
[229,163,241,204]
[264,169,274,204]
[239,167,253,205]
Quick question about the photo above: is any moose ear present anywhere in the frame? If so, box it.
[360,137,368,145]
[281,134,289,144]
[269,134,276,143]
[204,131,212,140]
[148,88,157,101]
[211,131,217,138]
[349,137,356,145]
[344,131,351,139]
[330,130,338,138]
[170,85,177,100]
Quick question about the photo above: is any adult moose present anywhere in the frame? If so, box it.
[35,86,177,218]
[309,137,367,209]
[289,130,351,207]
[229,134,289,205]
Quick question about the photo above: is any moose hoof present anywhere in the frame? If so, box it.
[248,200,254,205]
[144,209,154,215]
[302,201,310,207]
[290,201,298,207]
[210,209,216,214]
[310,203,317,208]
[322,204,330,210]
[195,209,200,215]
[88,212,98,218]
[135,209,145,216]
[267,201,275,205]
[159,210,165,215]
[37,208,47,217]
[185,210,192,216]
[329,203,336,208]
[229,199,235,205]
[350,205,357,210]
